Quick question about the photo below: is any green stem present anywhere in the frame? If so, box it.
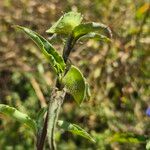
[36,113,48,150]
[63,35,75,63]
[46,35,75,149]
[47,88,66,150]
[37,34,74,150]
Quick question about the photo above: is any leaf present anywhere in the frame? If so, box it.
[73,22,112,41]
[58,120,95,143]
[79,32,111,43]
[36,107,47,130]
[0,104,37,133]
[110,133,147,144]
[136,3,150,19]
[146,140,150,150]
[46,12,83,35]
[14,25,65,74]
[62,65,86,105]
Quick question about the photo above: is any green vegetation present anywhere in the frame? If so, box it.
[0,0,149,150]
[1,11,110,149]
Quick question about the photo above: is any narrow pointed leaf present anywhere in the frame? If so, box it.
[46,12,83,34]
[73,22,112,41]
[62,65,86,105]
[0,104,37,133]
[14,26,65,74]
[36,107,47,130]
[58,120,95,143]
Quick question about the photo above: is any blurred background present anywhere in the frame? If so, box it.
[0,0,150,149]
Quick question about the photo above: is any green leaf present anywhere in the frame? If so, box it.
[58,120,95,143]
[0,104,37,133]
[14,25,65,74]
[36,107,47,131]
[110,133,147,144]
[79,32,111,43]
[46,12,83,35]
[73,22,112,41]
[62,65,86,105]
[146,140,150,150]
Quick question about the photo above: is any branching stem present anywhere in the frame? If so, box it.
[36,34,75,150]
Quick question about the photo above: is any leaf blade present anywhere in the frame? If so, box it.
[110,132,147,144]
[14,25,66,74]
[146,140,150,150]
[0,104,37,133]
[79,32,111,43]
[46,12,83,34]
[58,120,95,143]
[36,107,47,131]
[62,65,86,105]
[73,22,112,41]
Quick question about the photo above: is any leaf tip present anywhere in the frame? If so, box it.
[91,138,96,143]
[46,28,52,33]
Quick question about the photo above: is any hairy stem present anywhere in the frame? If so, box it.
[63,35,75,63]
[36,113,48,150]
[47,88,66,150]
[46,36,75,150]
[37,34,74,150]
